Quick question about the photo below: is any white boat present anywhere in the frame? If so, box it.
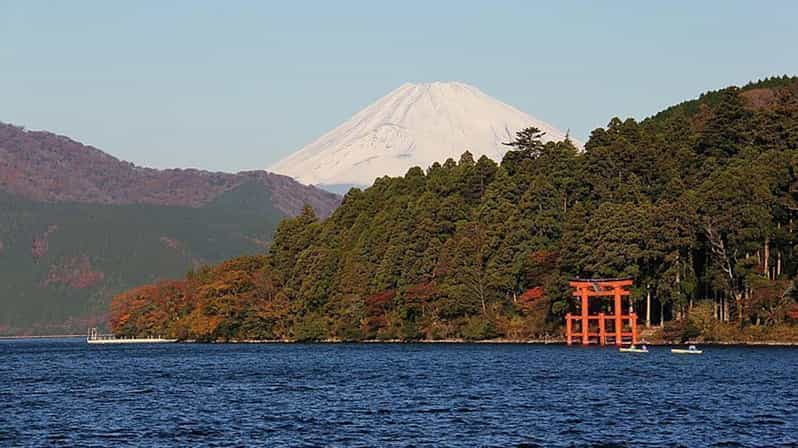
[619,344,649,353]
[671,345,703,355]
[86,328,176,344]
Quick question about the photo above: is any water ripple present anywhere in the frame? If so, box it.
[0,340,796,447]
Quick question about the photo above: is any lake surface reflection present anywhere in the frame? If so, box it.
[1,340,796,447]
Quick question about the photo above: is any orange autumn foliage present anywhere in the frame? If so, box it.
[110,255,294,341]
[516,286,545,315]
[110,280,189,337]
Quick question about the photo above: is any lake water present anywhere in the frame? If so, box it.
[1,339,796,447]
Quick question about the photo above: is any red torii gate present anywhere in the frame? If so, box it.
[566,278,638,346]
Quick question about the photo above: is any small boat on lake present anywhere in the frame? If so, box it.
[619,344,649,353]
[86,328,176,345]
[671,345,703,355]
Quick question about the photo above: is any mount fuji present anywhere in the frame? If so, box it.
[270,82,575,192]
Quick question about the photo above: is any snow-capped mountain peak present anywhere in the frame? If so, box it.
[270,81,573,190]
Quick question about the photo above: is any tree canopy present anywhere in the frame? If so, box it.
[111,77,798,342]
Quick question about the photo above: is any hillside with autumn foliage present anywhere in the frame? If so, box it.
[0,122,339,214]
[111,77,798,342]
[0,124,340,336]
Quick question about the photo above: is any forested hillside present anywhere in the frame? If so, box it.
[0,124,340,336]
[111,77,798,342]
[0,122,339,215]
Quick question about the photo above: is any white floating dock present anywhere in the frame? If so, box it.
[86,328,176,344]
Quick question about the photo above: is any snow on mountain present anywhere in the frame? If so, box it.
[270,81,575,189]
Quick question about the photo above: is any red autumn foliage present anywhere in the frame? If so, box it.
[520,286,544,302]
[361,290,397,335]
[109,255,295,340]
[365,289,396,314]
[403,282,438,304]
[110,280,191,337]
[44,256,104,289]
[787,304,798,321]
[517,286,545,315]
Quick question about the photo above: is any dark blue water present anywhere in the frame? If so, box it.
[1,340,796,447]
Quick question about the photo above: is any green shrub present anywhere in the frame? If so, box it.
[460,316,498,340]
[293,313,328,342]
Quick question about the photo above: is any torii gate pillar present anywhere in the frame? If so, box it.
[565,278,638,346]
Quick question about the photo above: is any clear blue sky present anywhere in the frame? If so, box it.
[2,1,797,172]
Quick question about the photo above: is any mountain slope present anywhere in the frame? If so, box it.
[0,123,339,216]
[270,82,575,189]
[0,123,341,335]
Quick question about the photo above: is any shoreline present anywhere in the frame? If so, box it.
[208,338,798,346]
[2,335,796,346]
[0,334,83,340]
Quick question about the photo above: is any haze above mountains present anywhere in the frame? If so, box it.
[270,82,575,192]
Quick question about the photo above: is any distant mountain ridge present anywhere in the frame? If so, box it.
[0,122,340,335]
[0,123,338,216]
[270,82,576,190]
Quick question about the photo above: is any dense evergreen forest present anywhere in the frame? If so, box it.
[111,77,798,342]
